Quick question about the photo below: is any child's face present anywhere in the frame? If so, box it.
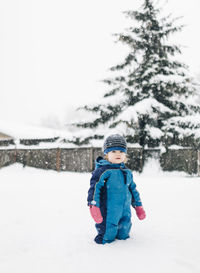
[107,150,126,164]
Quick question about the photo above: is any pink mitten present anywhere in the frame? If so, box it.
[135,206,146,220]
[89,206,103,224]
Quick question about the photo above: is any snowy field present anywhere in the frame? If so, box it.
[0,161,199,273]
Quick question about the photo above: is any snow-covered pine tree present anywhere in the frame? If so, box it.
[72,0,200,147]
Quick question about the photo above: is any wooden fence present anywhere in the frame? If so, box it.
[0,147,199,175]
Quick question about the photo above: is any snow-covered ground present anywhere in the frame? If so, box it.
[0,161,199,273]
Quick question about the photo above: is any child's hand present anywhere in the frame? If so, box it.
[135,206,146,220]
[89,205,103,224]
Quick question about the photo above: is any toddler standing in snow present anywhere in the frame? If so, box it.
[87,134,146,244]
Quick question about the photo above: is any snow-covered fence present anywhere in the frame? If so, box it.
[0,149,16,167]
[160,148,198,174]
[0,147,199,174]
[0,147,143,172]
[0,148,101,172]
[16,149,58,170]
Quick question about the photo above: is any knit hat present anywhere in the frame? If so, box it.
[103,134,127,154]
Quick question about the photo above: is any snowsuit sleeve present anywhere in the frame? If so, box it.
[87,168,109,207]
[129,172,143,208]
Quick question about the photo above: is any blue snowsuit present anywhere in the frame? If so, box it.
[87,157,143,244]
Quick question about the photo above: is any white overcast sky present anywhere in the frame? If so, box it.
[0,0,200,127]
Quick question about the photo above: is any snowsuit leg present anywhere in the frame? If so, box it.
[94,222,105,244]
[116,207,132,239]
[94,205,107,244]
[95,221,118,244]
[116,214,132,240]
[102,222,119,243]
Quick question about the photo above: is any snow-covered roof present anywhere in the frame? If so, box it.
[0,120,71,140]
[0,132,13,140]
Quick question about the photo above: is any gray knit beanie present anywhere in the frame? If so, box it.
[103,134,127,154]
